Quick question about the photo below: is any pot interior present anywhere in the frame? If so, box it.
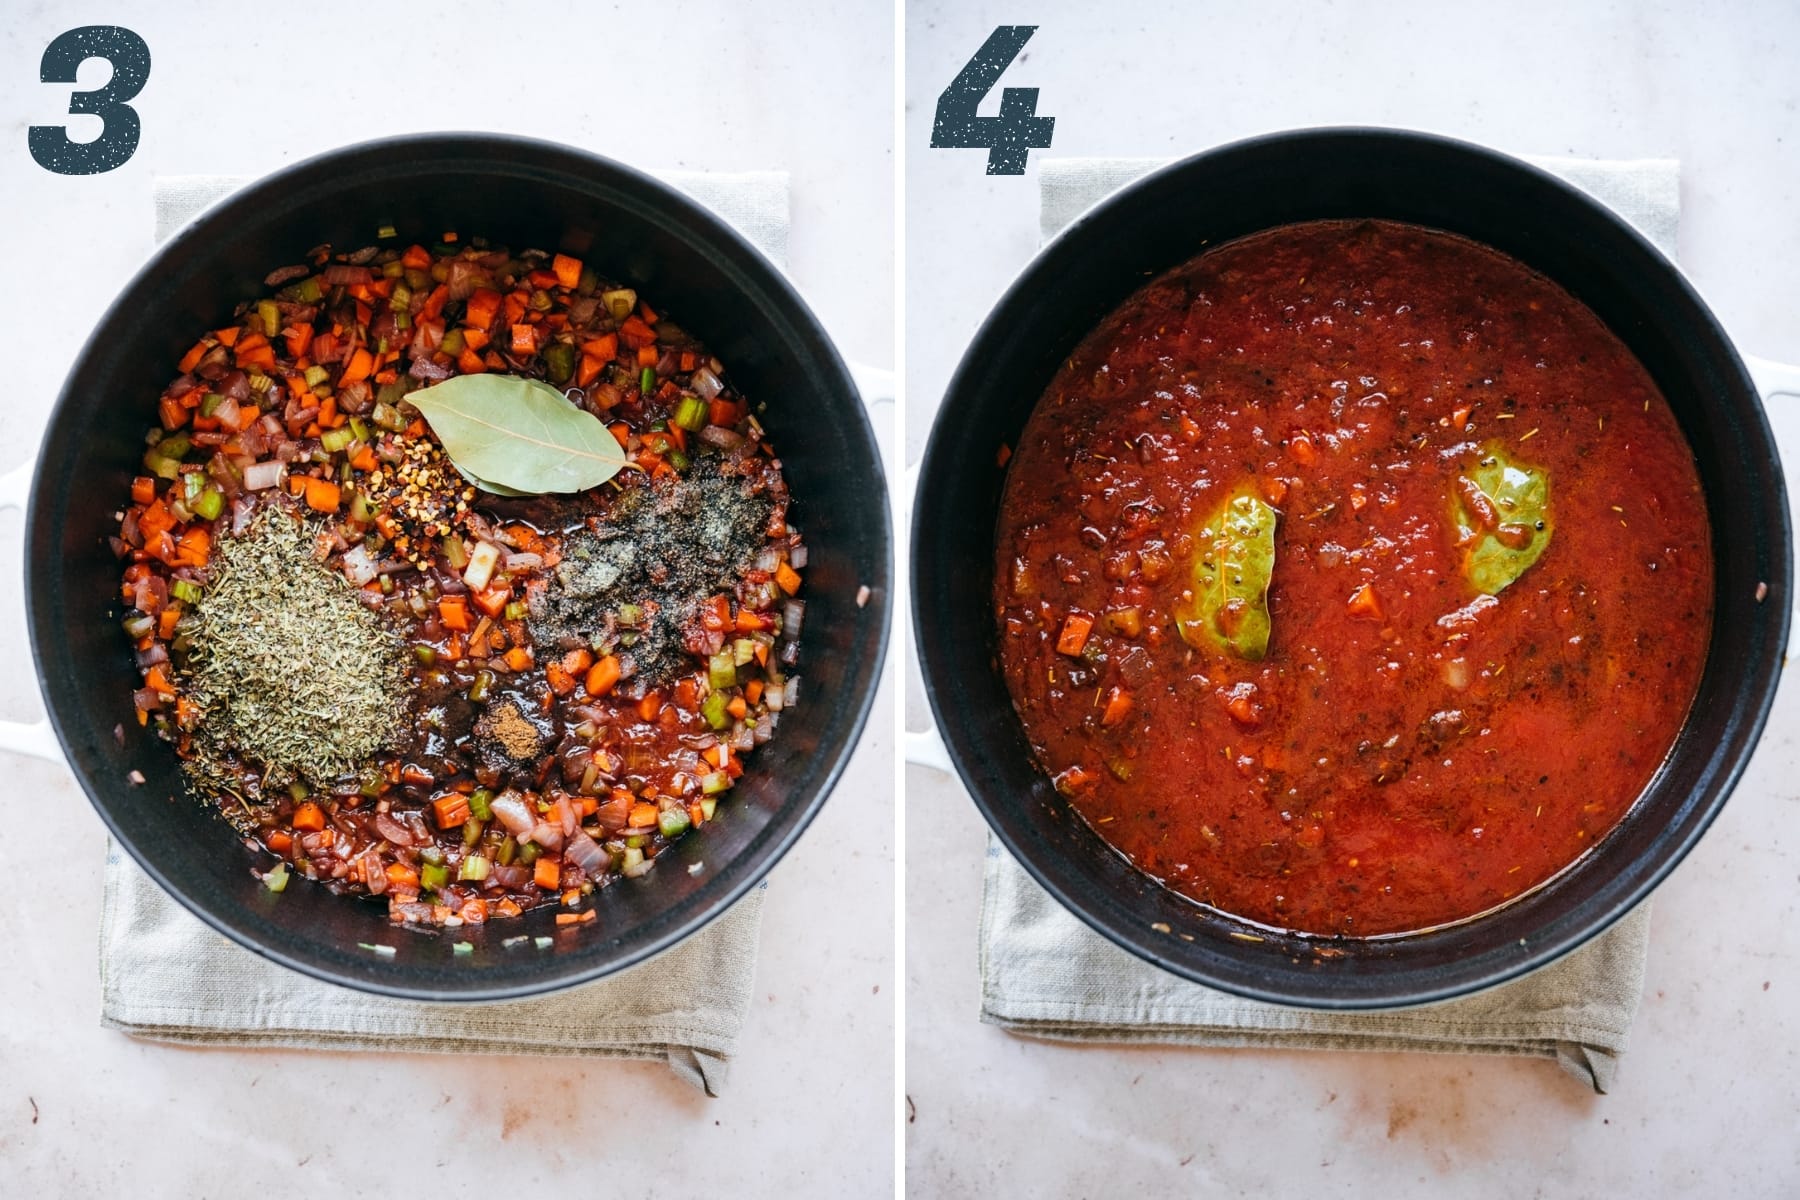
[32,135,889,999]
[915,129,1789,1007]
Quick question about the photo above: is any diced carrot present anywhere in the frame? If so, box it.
[503,292,527,326]
[701,594,731,631]
[638,692,662,722]
[1056,612,1095,656]
[510,323,540,355]
[457,348,487,375]
[304,477,342,513]
[533,857,562,890]
[387,862,419,888]
[460,898,488,924]
[636,345,658,368]
[438,595,471,631]
[559,648,594,677]
[628,802,657,828]
[586,654,621,697]
[175,526,210,568]
[551,253,583,289]
[463,288,502,330]
[503,646,532,672]
[130,476,156,505]
[214,326,241,348]
[177,340,209,374]
[351,445,378,473]
[285,323,314,359]
[1261,477,1289,506]
[401,244,432,270]
[1100,687,1134,727]
[608,422,630,448]
[581,333,619,362]
[1225,694,1262,728]
[1346,583,1384,620]
[545,662,576,696]
[775,562,802,595]
[1452,406,1472,430]
[291,802,326,832]
[745,679,764,705]
[619,315,656,349]
[432,793,472,829]
[727,696,748,720]
[708,398,739,428]
[266,830,293,854]
[577,353,604,388]
[158,606,180,639]
[638,302,658,325]
[158,395,189,430]
[341,347,375,384]
[144,664,177,696]
[735,609,766,632]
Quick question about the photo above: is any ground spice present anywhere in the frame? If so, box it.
[182,505,407,791]
[526,466,772,686]
[478,699,544,762]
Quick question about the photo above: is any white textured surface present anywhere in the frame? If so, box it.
[906,2,1800,1196]
[0,2,893,1194]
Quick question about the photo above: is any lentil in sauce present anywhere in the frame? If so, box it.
[995,220,1712,937]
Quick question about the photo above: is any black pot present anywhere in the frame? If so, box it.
[20,134,889,1000]
[912,128,1790,1008]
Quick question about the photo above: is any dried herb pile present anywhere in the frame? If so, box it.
[184,507,407,790]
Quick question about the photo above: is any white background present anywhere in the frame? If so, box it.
[0,2,894,1196]
[906,2,1800,1196]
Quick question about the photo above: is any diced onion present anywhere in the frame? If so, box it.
[783,677,800,709]
[789,545,807,569]
[243,461,285,491]
[782,599,805,638]
[564,831,607,874]
[463,540,501,591]
[489,790,536,837]
[691,366,724,399]
[342,544,379,586]
[698,425,744,450]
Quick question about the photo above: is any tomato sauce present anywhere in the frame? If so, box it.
[995,220,1713,936]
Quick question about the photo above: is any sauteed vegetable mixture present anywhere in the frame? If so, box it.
[116,235,806,929]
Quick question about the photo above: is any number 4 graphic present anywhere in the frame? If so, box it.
[931,26,1054,176]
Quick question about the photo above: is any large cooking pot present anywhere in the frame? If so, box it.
[911,128,1793,1008]
[1,134,890,1000]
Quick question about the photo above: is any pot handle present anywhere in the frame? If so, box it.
[0,459,61,762]
[899,460,956,774]
[1747,354,1800,401]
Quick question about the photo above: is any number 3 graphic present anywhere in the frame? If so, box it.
[29,26,152,176]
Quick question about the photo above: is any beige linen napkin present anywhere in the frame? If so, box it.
[102,168,792,1097]
[983,154,1681,1095]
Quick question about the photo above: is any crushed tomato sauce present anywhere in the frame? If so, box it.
[995,220,1713,937]
[117,237,806,930]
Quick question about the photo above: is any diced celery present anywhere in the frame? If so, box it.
[708,652,736,690]
[518,841,541,865]
[439,327,465,357]
[463,818,484,847]
[639,366,655,395]
[620,845,645,872]
[192,488,224,522]
[617,603,643,627]
[467,671,493,703]
[348,489,377,523]
[122,612,156,639]
[544,341,576,385]
[701,771,731,796]
[458,853,491,882]
[415,645,436,665]
[390,283,412,311]
[289,781,309,801]
[469,788,493,820]
[452,941,473,956]
[601,288,637,320]
[295,277,323,304]
[441,535,469,569]
[304,364,331,389]
[733,638,756,666]
[199,392,225,417]
[534,936,553,950]
[170,579,203,604]
[257,300,281,338]
[700,798,718,821]
[658,807,691,838]
[382,259,404,278]
[419,861,448,891]
[504,600,527,622]
[377,223,397,239]
[666,448,690,473]
[701,690,730,730]
[672,394,709,432]
[577,267,598,296]
[263,862,290,893]
[348,416,371,441]
[320,426,355,453]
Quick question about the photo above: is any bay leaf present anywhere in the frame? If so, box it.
[453,463,533,498]
[406,374,628,495]
[1453,445,1552,595]
[1174,486,1279,661]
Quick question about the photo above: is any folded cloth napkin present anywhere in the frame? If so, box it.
[103,167,792,1097]
[983,154,1681,1095]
